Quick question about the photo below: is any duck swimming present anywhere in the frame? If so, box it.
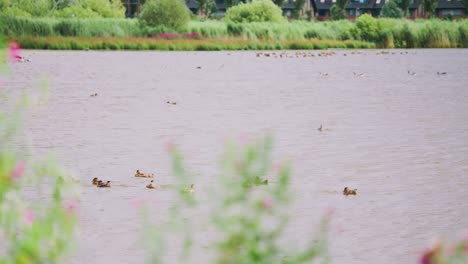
[318,124,323,132]
[135,170,154,178]
[146,180,156,189]
[92,177,99,185]
[97,181,111,188]
[343,187,357,195]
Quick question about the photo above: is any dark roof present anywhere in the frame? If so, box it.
[315,0,334,10]
[436,0,464,9]
[185,0,197,9]
[373,0,386,8]
[316,0,377,10]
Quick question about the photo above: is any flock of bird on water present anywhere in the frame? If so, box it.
[91,170,195,193]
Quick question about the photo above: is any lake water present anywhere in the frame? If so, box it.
[4,49,468,264]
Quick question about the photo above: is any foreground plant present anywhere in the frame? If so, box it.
[0,40,78,264]
[142,136,329,264]
[420,238,468,264]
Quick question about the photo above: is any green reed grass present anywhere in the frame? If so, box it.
[14,36,374,51]
[0,16,142,37]
[2,16,467,48]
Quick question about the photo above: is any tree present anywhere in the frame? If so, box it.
[330,0,348,20]
[381,0,404,18]
[225,0,285,23]
[292,0,307,19]
[139,0,191,31]
[461,0,468,14]
[423,0,437,17]
[224,0,239,8]
[196,0,217,17]
[395,0,412,16]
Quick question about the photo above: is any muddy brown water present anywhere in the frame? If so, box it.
[3,49,468,264]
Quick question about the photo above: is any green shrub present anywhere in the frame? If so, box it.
[0,6,33,17]
[355,14,379,41]
[225,0,285,23]
[381,0,404,18]
[0,0,54,17]
[53,6,101,18]
[139,0,191,32]
[80,0,125,18]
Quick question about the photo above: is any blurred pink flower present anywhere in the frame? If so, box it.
[8,41,22,63]
[130,198,145,209]
[165,141,176,152]
[420,242,442,264]
[23,209,35,225]
[11,161,26,180]
[325,207,336,219]
[261,197,272,210]
[273,163,283,173]
[64,199,78,215]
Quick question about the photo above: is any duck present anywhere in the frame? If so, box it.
[437,72,447,75]
[318,124,323,132]
[135,170,155,178]
[146,180,156,189]
[97,181,111,188]
[135,170,143,177]
[90,93,98,97]
[92,177,99,185]
[181,184,195,194]
[343,187,357,195]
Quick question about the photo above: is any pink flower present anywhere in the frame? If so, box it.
[11,161,26,180]
[260,197,272,210]
[8,41,22,63]
[64,199,78,215]
[272,163,282,173]
[23,209,35,225]
[325,207,336,219]
[165,141,176,153]
[420,242,442,264]
[130,198,144,209]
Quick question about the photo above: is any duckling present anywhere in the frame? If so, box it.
[343,187,357,195]
[135,170,145,177]
[92,177,99,185]
[181,184,195,194]
[135,170,154,178]
[97,181,111,188]
[146,180,156,189]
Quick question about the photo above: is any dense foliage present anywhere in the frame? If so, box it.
[1,15,467,49]
[330,0,348,20]
[139,0,191,32]
[381,0,404,18]
[423,0,438,17]
[225,0,286,23]
[0,0,125,18]
[394,0,412,16]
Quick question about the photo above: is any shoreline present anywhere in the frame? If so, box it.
[13,36,375,51]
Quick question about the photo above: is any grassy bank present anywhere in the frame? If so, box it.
[2,16,467,48]
[14,36,374,50]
